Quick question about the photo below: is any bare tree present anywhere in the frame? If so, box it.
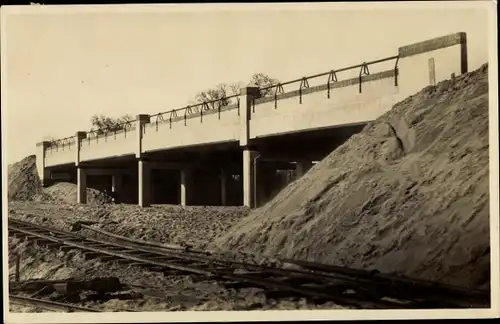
[191,73,279,110]
[248,73,280,97]
[228,82,245,96]
[90,114,134,135]
[194,83,231,109]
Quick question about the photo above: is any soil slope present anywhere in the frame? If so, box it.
[212,64,491,290]
[8,156,111,204]
[7,155,46,201]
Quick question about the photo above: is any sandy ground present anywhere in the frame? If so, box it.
[211,64,491,291]
[8,201,249,250]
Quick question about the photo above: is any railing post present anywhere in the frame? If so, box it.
[135,114,150,159]
[239,87,260,147]
[74,131,87,168]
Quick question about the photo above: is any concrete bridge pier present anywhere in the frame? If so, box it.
[138,159,151,207]
[220,169,227,206]
[296,160,314,178]
[180,168,193,206]
[76,167,87,204]
[242,149,258,208]
[111,173,123,203]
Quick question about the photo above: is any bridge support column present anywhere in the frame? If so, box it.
[77,168,87,204]
[180,169,193,206]
[239,86,261,208]
[136,114,151,207]
[138,159,151,207]
[243,149,259,208]
[35,141,50,187]
[111,173,123,203]
[296,160,313,178]
[220,169,227,206]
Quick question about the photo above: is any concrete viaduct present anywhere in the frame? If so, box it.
[36,32,468,208]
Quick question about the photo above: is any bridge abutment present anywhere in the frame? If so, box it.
[36,141,51,187]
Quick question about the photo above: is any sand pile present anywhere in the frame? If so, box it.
[8,155,111,204]
[38,182,112,205]
[7,155,46,201]
[212,63,490,290]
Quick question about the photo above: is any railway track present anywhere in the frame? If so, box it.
[9,295,102,313]
[8,218,490,310]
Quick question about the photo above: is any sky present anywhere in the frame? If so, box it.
[1,3,493,164]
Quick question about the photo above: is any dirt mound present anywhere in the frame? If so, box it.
[8,155,45,201]
[39,182,112,205]
[8,155,111,204]
[212,63,490,290]
[9,202,249,250]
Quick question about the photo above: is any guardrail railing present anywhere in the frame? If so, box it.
[45,55,399,148]
[84,119,137,145]
[148,93,241,131]
[253,55,399,110]
[46,136,76,150]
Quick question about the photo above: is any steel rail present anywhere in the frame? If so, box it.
[280,258,490,301]
[72,220,491,304]
[9,224,405,309]
[8,220,411,309]
[8,219,490,309]
[9,295,102,313]
[78,223,202,253]
[9,219,432,295]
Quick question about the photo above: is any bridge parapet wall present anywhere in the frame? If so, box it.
[142,101,241,152]
[79,126,138,162]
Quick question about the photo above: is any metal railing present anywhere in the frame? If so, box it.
[148,94,241,131]
[84,119,136,144]
[47,136,76,150]
[256,55,399,109]
[45,55,399,148]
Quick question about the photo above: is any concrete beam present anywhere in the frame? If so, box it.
[148,161,198,171]
[83,168,133,176]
